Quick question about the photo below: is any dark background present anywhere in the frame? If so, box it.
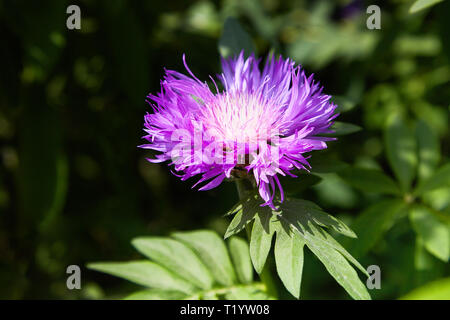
[0,0,448,299]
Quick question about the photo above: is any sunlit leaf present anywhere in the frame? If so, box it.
[415,120,440,183]
[87,261,196,294]
[250,211,276,274]
[228,236,253,284]
[415,163,450,196]
[132,237,213,290]
[274,227,305,299]
[227,194,370,300]
[172,230,237,286]
[410,0,444,13]
[409,206,450,262]
[124,289,186,300]
[400,278,450,299]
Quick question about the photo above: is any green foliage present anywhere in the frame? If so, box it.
[384,116,418,192]
[226,193,370,300]
[228,237,253,284]
[415,120,440,183]
[89,231,270,300]
[338,168,401,195]
[409,206,450,262]
[344,199,406,258]
[88,261,198,294]
[218,17,256,58]
[327,122,362,136]
[274,227,305,299]
[400,277,450,299]
[410,0,445,13]
[131,237,214,289]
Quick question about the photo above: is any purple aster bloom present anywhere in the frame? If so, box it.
[140,52,338,209]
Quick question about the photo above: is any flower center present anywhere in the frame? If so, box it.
[199,92,281,145]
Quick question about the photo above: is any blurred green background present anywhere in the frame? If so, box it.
[0,0,448,299]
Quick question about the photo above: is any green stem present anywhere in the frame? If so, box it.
[235,178,278,299]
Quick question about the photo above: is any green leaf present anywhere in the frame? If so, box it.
[332,95,357,113]
[228,237,253,284]
[400,278,450,299]
[87,261,196,294]
[415,120,440,183]
[274,227,305,299]
[172,230,237,286]
[250,211,276,274]
[224,285,272,300]
[282,199,357,238]
[410,0,444,13]
[338,167,401,195]
[384,116,417,191]
[218,17,256,58]
[327,121,362,136]
[124,289,186,300]
[224,193,259,238]
[300,223,371,300]
[131,237,213,290]
[409,206,450,262]
[276,201,370,299]
[346,199,406,258]
[235,195,370,299]
[415,163,450,196]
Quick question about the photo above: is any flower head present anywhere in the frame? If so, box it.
[141,52,338,209]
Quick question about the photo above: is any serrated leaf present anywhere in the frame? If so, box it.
[301,223,371,300]
[278,203,367,275]
[326,121,362,136]
[409,206,450,262]
[410,0,444,13]
[124,289,186,300]
[87,261,196,294]
[275,202,371,299]
[224,193,260,238]
[282,198,357,238]
[415,120,440,183]
[338,167,401,195]
[172,230,237,286]
[385,116,417,191]
[250,211,276,274]
[347,199,405,258]
[274,228,305,299]
[218,17,256,58]
[131,237,213,290]
[228,237,253,284]
[415,163,450,196]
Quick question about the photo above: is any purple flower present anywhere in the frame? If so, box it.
[141,52,338,209]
